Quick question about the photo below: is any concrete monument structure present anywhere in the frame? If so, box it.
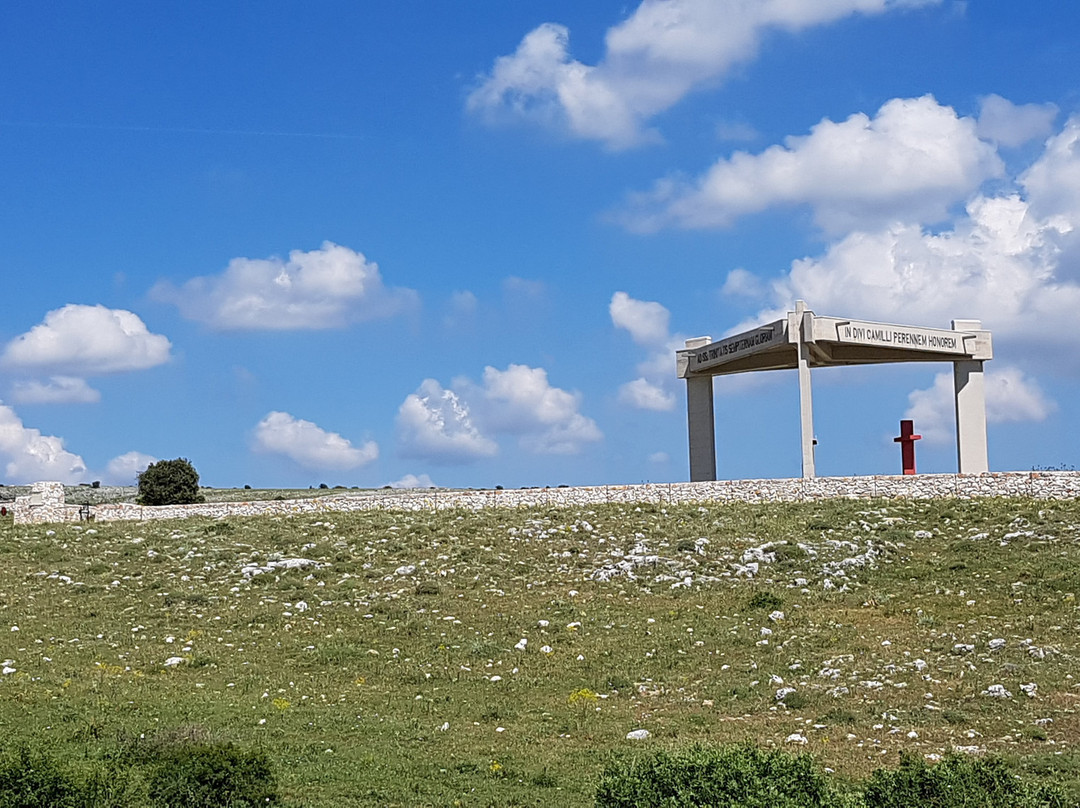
[676,301,993,481]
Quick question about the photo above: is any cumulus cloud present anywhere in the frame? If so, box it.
[397,379,498,463]
[610,291,670,346]
[0,404,87,483]
[396,365,601,461]
[388,473,436,489]
[711,115,1080,367]
[468,0,940,149]
[253,411,378,470]
[620,96,1002,233]
[610,291,688,410]
[904,366,1056,444]
[618,378,676,411]
[977,94,1058,148]
[11,376,101,405]
[477,364,602,454]
[615,111,1080,422]
[104,451,158,485]
[2,305,171,375]
[985,368,1057,423]
[760,195,1070,327]
[721,268,765,298]
[745,207,1079,370]
[1021,115,1080,223]
[153,242,417,330]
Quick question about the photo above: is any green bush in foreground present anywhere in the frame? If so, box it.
[136,458,204,506]
[863,753,1070,808]
[0,739,276,808]
[0,746,130,808]
[146,741,277,808]
[596,745,1075,808]
[0,746,88,808]
[595,742,856,808]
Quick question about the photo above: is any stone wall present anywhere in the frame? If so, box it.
[11,471,1080,525]
[13,482,80,525]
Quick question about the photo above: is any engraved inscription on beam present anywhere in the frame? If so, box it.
[688,320,785,372]
[826,320,970,355]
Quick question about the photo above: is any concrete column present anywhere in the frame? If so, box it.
[953,359,989,474]
[795,301,816,478]
[951,318,989,475]
[684,337,716,482]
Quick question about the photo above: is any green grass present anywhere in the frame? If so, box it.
[0,496,1078,806]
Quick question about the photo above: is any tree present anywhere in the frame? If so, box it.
[137,458,205,506]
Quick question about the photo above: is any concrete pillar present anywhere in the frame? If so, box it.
[953,359,989,474]
[684,337,716,482]
[951,318,989,474]
[794,301,816,478]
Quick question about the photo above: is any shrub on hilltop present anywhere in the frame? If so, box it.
[136,458,205,506]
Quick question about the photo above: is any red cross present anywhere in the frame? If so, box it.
[893,419,922,475]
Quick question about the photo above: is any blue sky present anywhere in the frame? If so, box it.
[2,0,1079,489]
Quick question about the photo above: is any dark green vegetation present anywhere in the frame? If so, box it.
[136,459,205,506]
[0,496,1078,805]
[862,753,1068,808]
[0,737,276,808]
[144,740,277,807]
[598,745,1069,807]
[596,742,854,807]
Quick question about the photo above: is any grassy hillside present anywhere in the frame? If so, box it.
[0,496,1077,806]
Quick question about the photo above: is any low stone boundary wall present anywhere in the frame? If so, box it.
[11,471,1080,525]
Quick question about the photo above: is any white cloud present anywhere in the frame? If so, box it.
[609,291,670,347]
[2,305,171,375]
[985,367,1057,424]
[11,376,100,405]
[1021,115,1080,223]
[648,451,670,464]
[610,291,687,410]
[0,404,87,483]
[104,451,158,485]
[388,473,436,489]
[477,365,602,454]
[253,411,378,470]
[746,191,1078,359]
[977,94,1058,148]
[721,268,765,298]
[618,378,676,411]
[904,367,1055,445]
[720,117,1080,361]
[397,365,602,461]
[396,379,498,464]
[621,96,1002,233]
[902,373,954,444]
[468,0,940,149]
[153,242,417,331]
